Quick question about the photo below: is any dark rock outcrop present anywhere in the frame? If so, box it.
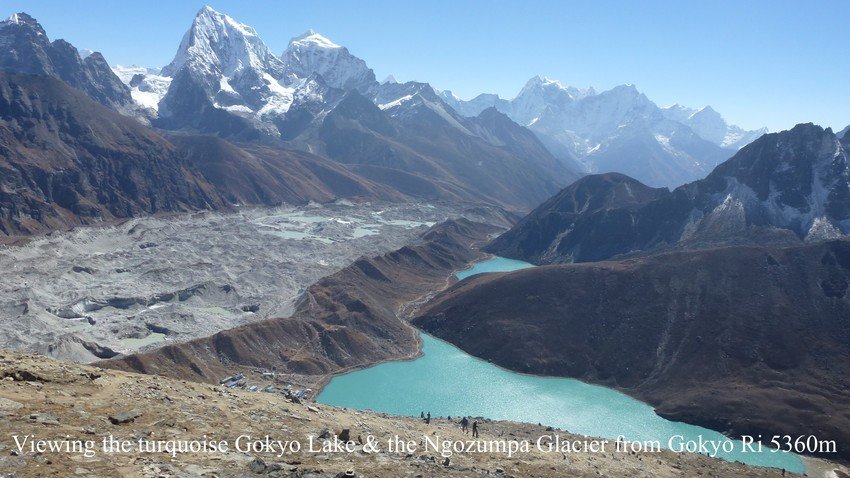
[0,72,222,236]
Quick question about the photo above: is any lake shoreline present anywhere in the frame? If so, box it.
[317,256,844,474]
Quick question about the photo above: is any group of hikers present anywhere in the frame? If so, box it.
[420,411,479,437]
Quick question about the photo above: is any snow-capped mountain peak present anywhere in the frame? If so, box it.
[155,6,306,131]
[685,106,728,144]
[289,29,341,49]
[281,28,375,92]
[2,12,23,27]
[660,103,767,150]
[522,75,560,89]
[1,12,46,36]
[161,5,284,79]
[508,76,597,126]
[518,75,596,101]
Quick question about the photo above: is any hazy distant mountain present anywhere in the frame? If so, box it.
[281,29,376,92]
[312,86,579,209]
[488,123,850,263]
[661,104,767,149]
[0,12,132,111]
[839,124,850,139]
[442,76,595,126]
[441,77,767,188]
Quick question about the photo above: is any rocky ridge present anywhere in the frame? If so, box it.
[487,124,850,264]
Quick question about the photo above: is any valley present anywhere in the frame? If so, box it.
[0,201,507,362]
[0,3,847,477]
[96,216,503,389]
[319,258,804,473]
[414,241,850,462]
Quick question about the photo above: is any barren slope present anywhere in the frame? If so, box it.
[100,218,502,390]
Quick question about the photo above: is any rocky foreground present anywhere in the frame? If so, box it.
[0,350,813,478]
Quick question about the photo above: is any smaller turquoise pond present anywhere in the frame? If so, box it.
[455,256,535,279]
[318,257,804,473]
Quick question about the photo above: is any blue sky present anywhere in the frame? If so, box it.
[4,0,848,132]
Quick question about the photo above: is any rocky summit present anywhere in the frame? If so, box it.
[0,13,132,112]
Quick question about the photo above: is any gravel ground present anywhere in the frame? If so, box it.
[0,350,816,478]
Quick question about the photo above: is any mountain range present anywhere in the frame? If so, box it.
[122,6,578,210]
[0,4,781,235]
[0,8,582,237]
[111,6,766,191]
[413,122,850,461]
[488,123,850,264]
[440,77,767,188]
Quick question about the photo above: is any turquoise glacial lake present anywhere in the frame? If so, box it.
[318,257,804,473]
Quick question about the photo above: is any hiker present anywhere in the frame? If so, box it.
[472,420,479,438]
[461,416,469,434]
[426,412,431,425]
[420,411,424,419]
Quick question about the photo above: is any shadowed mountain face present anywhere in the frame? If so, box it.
[0,13,131,111]
[0,72,222,236]
[313,92,579,210]
[167,134,406,206]
[488,124,850,264]
[0,72,405,238]
[414,239,850,459]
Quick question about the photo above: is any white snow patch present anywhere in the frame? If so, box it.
[289,29,341,49]
[378,94,414,110]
